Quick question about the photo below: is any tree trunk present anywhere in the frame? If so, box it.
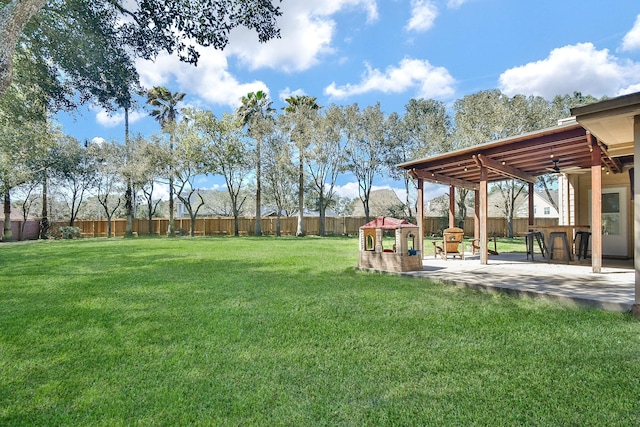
[167,137,175,237]
[3,189,13,242]
[39,171,49,239]
[363,197,370,223]
[541,180,559,212]
[148,211,154,235]
[296,153,304,236]
[404,175,413,220]
[276,213,281,237]
[234,213,239,237]
[254,138,262,236]
[0,0,47,97]
[319,192,325,237]
[124,107,134,238]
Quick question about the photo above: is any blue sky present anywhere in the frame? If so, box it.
[56,0,640,202]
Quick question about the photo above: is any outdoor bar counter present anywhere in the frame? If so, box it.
[529,224,591,262]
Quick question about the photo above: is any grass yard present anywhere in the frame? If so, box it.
[1,237,639,426]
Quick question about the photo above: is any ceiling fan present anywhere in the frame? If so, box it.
[546,159,561,174]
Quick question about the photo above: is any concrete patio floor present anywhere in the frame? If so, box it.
[399,253,635,313]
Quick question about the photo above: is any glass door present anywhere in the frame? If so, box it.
[589,187,628,257]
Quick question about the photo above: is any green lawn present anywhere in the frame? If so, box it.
[1,237,638,426]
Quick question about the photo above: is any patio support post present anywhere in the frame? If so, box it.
[480,165,488,264]
[590,132,602,274]
[634,116,640,317]
[417,178,424,256]
[528,182,534,227]
[449,185,455,228]
[474,190,480,244]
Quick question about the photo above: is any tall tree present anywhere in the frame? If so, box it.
[146,86,185,237]
[52,137,98,226]
[0,46,55,241]
[132,136,166,236]
[173,109,211,237]
[263,126,297,236]
[344,103,387,223]
[93,141,124,237]
[199,111,251,236]
[237,90,275,236]
[386,99,452,219]
[0,0,283,97]
[282,95,321,236]
[306,104,345,236]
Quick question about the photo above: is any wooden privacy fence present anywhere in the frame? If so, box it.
[65,216,558,238]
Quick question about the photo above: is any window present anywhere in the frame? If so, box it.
[366,234,375,251]
[543,207,550,215]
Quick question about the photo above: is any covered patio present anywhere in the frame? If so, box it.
[408,253,634,312]
[398,92,639,317]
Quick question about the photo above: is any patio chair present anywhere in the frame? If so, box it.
[433,227,465,260]
[471,234,499,256]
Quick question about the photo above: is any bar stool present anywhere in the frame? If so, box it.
[525,231,547,261]
[574,231,591,260]
[548,231,572,264]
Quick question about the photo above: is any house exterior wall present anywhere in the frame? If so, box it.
[531,193,558,218]
[573,170,634,258]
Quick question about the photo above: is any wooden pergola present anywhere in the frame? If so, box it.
[398,121,626,273]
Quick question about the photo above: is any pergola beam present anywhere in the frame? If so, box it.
[597,140,623,174]
[410,168,477,191]
[475,154,537,183]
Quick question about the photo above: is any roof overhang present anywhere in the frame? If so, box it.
[571,92,640,157]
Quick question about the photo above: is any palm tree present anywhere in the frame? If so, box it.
[283,95,321,236]
[146,86,185,237]
[237,90,275,236]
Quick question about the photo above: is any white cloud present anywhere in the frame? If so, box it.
[406,0,438,32]
[136,50,269,108]
[228,13,335,73]
[334,182,406,201]
[447,0,468,8]
[228,1,378,72]
[499,43,640,99]
[91,137,106,145]
[621,14,640,52]
[334,181,361,199]
[325,58,456,100]
[95,109,146,128]
[153,183,170,201]
[617,82,640,96]
[278,87,307,103]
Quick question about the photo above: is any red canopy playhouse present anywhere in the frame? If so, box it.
[358,216,422,272]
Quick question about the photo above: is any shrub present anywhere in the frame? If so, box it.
[59,226,82,239]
